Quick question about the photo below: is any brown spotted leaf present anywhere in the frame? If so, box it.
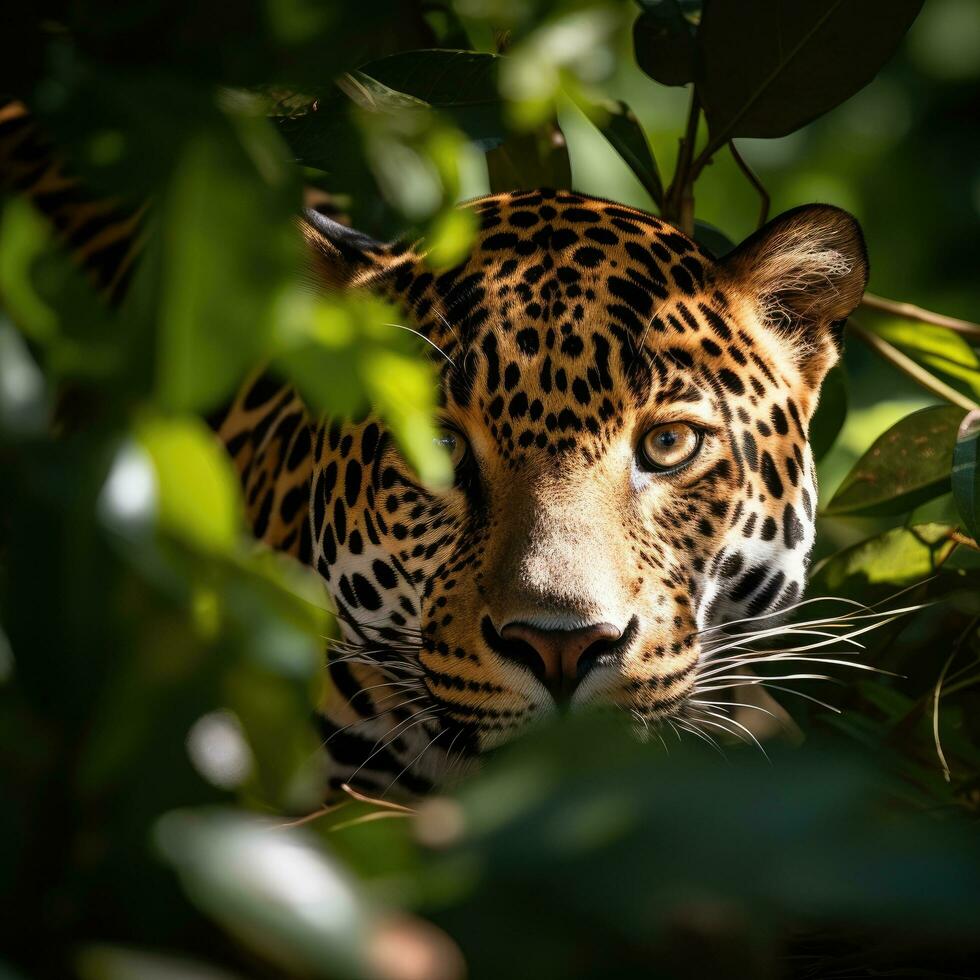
[824,405,966,517]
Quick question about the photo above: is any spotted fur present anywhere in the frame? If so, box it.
[2,99,869,797]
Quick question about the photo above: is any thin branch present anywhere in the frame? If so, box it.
[729,140,769,227]
[848,320,980,412]
[860,292,980,340]
[664,88,701,232]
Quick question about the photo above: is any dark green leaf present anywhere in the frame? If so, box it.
[952,409,980,540]
[633,0,698,87]
[486,122,572,192]
[825,405,966,516]
[358,49,505,146]
[576,98,663,207]
[698,0,924,145]
[692,219,735,257]
[810,364,848,461]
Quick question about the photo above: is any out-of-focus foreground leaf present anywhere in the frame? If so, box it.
[403,717,980,980]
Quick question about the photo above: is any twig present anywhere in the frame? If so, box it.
[948,530,980,551]
[932,617,979,783]
[860,292,980,340]
[729,140,769,227]
[848,320,980,412]
[664,88,701,233]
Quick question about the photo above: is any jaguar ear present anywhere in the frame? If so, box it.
[718,204,869,385]
[300,207,393,289]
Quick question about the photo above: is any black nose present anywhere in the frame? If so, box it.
[496,620,624,701]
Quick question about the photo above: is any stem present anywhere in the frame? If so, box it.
[860,292,980,340]
[729,140,769,227]
[848,320,980,412]
[664,88,701,233]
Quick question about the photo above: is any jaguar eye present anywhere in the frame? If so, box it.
[434,427,468,469]
[639,422,702,472]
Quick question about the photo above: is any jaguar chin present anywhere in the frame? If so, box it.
[215,188,870,797]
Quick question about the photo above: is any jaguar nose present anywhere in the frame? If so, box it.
[499,620,624,701]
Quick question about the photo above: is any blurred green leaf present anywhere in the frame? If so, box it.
[952,409,980,539]
[155,810,377,979]
[0,198,57,341]
[500,7,623,129]
[486,123,572,192]
[825,405,965,516]
[152,121,300,413]
[273,290,451,487]
[417,716,980,978]
[77,945,243,980]
[809,364,848,461]
[633,0,697,87]
[574,97,663,207]
[698,0,925,145]
[137,415,243,553]
[0,317,48,437]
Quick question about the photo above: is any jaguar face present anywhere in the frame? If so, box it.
[298,190,868,790]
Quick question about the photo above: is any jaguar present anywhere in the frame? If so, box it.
[2,98,869,797]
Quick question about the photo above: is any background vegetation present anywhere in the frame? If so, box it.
[2,1,980,977]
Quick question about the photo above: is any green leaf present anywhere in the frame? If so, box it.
[152,123,300,413]
[697,0,924,145]
[952,409,980,540]
[486,123,572,192]
[137,415,243,553]
[272,290,452,488]
[825,405,966,516]
[575,98,663,207]
[809,523,955,595]
[692,219,735,258]
[358,49,506,147]
[633,0,698,87]
[154,810,377,979]
[869,317,980,401]
[809,364,848,461]
[0,317,48,437]
[77,945,244,980]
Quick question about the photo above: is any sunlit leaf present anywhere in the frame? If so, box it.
[272,290,451,487]
[825,405,965,516]
[425,206,479,270]
[698,0,925,145]
[869,317,980,401]
[137,415,243,553]
[952,409,980,540]
[809,522,955,593]
[500,8,623,128]
[0,198,58,341]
